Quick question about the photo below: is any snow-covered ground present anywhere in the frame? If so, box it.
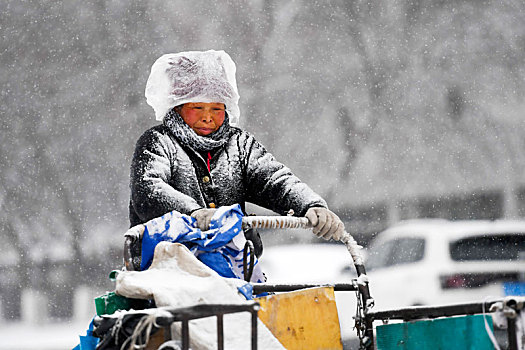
[0,321,87,350]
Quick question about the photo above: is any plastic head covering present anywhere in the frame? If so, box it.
[145,50,241,125]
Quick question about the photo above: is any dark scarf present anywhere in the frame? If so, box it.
[163,108,231,152]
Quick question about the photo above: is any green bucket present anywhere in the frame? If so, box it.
[376,314,495,350]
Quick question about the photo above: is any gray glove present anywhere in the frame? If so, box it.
[191,208,217,231]
[305,207,344,241]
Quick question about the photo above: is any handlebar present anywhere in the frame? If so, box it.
[241,215,311,230]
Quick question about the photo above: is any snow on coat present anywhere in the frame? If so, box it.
[129,124,327,227]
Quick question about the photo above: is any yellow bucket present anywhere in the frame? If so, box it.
[257,287,343,350]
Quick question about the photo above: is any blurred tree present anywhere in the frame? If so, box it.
[1,0,525,317]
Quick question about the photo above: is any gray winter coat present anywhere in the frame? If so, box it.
[129,124,327,227]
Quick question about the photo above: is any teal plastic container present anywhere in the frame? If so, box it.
[376,314,495,350]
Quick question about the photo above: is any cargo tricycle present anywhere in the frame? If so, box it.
[90,215,524,350]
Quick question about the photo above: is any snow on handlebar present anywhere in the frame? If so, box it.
[241,216,311,229]
[242,216,364,266]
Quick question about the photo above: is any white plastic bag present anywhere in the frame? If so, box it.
[145,50,241,125]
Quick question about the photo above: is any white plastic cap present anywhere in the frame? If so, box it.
[145,50,241,125]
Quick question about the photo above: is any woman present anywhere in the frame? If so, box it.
[129,50,344,255]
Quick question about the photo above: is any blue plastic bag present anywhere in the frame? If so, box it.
[72,318,99,350]
[140,204,264,283]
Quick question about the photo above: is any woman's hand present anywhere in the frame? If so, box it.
[305,207,344,241]
[191,208,217,231]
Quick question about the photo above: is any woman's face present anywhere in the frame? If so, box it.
[179,102,226,136]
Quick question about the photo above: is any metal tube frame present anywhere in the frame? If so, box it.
[154,302,260,350]
[253,282,359,294]
[122,216,374,348]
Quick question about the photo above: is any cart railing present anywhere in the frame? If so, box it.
[94,302,260,350]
